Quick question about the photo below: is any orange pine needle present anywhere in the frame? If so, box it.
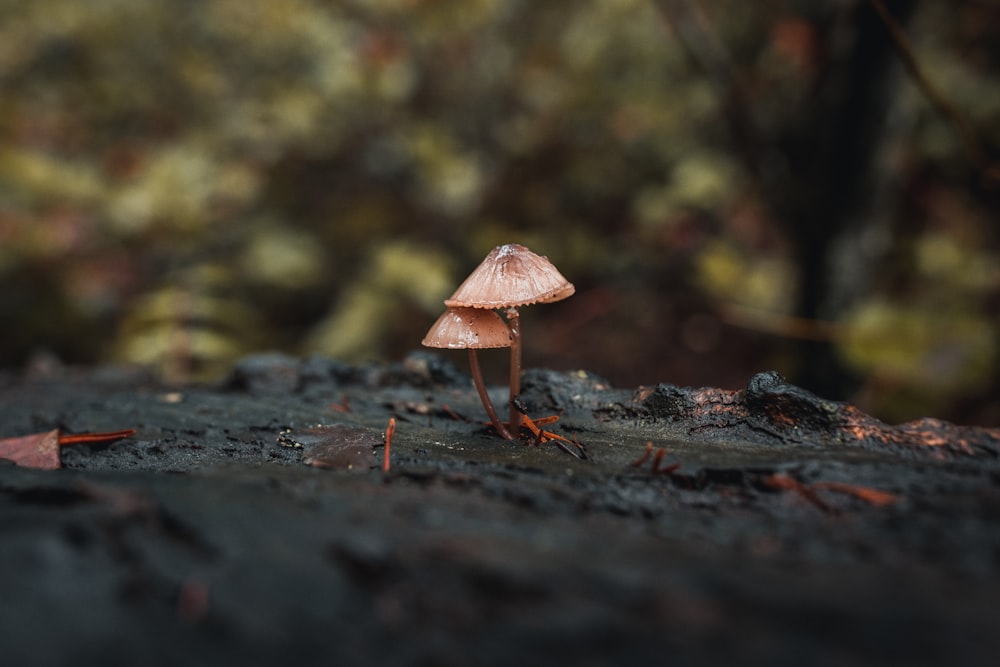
[765,474,898,511]
[813,481,899,507]
[383,417,396,473]
[630,441,654,467]
[441,404,466,422]
[630,441,680,474]
[58,429,137,446]
[328,394,352,413]
[764,473,836,513]
[514,412,586,458]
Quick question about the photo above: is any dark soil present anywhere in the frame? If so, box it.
[2,351,1000,666]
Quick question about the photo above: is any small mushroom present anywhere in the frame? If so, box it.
[421,306,514,440]
[444,243,575,309]
[444,244,574,435]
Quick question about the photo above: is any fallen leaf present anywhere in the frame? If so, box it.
[0,429,61,469]
[278,425,382,471]
[0,429,137,470]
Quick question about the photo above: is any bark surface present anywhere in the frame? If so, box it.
[1,352,998,666]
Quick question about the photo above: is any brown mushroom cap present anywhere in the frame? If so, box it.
[421,307,513,349]
[444,243,575,309]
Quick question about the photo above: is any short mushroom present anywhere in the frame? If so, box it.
[421,306,515,440]
[444,243,574,435]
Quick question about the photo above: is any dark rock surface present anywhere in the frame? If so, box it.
[2,353,1000,666]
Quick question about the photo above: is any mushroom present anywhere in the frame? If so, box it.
[443,243,574,435]
[421,306,515,440]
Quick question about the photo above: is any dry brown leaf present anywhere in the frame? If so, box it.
[0,429,61,469]
[279,425,382,471]
[0,429,136,470]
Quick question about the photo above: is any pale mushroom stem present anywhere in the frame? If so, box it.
[468,349,514,440]
[506,307,522,437]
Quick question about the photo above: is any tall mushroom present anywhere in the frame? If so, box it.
[443,244,574,436]
[421,306,515,440]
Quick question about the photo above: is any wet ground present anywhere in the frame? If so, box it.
[2,352,1000,666]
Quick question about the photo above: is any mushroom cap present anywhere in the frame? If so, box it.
[421,307,513,349]
[444,243,575,309]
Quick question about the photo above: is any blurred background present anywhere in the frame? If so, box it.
[1,0,998,425]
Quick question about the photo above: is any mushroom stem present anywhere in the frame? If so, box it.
[506,307,522,437]
[468,349,513,440]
